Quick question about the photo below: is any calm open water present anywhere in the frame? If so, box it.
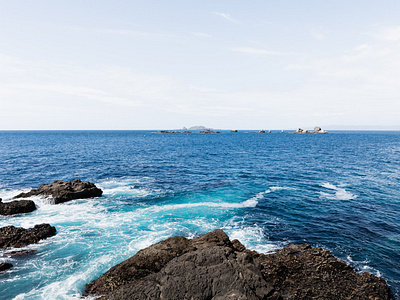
[0,130,399,299]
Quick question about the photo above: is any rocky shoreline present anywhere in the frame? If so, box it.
[1,179,103,273]
[0,181,393,298]
[84,229,391,300]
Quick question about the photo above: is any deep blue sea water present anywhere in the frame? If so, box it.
[0,130,399,299]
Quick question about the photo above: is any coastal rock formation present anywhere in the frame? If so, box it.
[84,229,391,300]
[14,179,103,204]
[0,262,13,272]
[200,129,220,133]
[4,250,38,257]
[0,224,56,249]
[314,126,327,134]
[0,198,36,215]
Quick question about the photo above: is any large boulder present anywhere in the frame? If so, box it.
[84,229,391,300]
[0,224,56,249]
[13,179,103,204]
[0,198,36,215]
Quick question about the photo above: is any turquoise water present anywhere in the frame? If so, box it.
[0,130,399,299]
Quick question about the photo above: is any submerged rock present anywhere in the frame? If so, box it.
[0,198,36,216]
[13,179,103,204]
[0,262,13,272]
[84,229,391,300]
[0,224,56,249]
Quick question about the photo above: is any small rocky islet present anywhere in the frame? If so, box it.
[13,179,103,205]
[0,181,393,298]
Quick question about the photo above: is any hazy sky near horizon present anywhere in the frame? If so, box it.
[1,1,400,130]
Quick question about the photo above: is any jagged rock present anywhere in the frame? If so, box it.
[0,262,13,272]
[259,243,389,299]
[0,224,56,249]
[0,198,36,216]
[13,179,102,204]
[84,229,391,300]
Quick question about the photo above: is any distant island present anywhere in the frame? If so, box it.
[187,126,207,130]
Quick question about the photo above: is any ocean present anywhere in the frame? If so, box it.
[0,130,399,299]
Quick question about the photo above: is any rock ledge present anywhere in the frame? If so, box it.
[84,229,391,300]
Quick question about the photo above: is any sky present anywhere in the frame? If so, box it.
[1,1,400,130]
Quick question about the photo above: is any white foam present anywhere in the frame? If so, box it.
[0,188,31,202]
[147,193,264,212]
[269,186,294,192]
[320,183,357,200]
[97,177,160,199]
[345,255,382,278]
[224,223,282,254]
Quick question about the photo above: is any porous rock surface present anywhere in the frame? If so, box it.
[85,229,391,300]
[0,198,36,215]
[14,179,103,204]
[0,224,56,249]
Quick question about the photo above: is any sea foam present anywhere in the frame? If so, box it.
[320,183,357,200]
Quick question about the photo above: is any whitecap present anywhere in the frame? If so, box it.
[269,186,294,192]
[320,183,357,200]
[97,177,159,199]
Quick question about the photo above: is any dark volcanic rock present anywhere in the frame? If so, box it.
[85,229,391,300]
[0,198,36,215]
[13,179,103,204]
[4,250,38,257]
[0,224,56,249]
[259,243,391,299]
[0,262,13,272]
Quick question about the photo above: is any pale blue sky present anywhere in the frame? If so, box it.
[1,1,400,130]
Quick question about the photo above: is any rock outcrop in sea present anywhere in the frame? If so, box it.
[295,126,327,134]
[0,262,13,272]
[0,198,36,215]
[84,229,391,300]
[13,179,103,204]
[0,224,56,249]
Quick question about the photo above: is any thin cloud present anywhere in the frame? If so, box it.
[311,29,326,40]
[232,47,285,56]
[212,12,238,23]
[190,32,213,38]
[376,26,400,41]
[72,27,150,37]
